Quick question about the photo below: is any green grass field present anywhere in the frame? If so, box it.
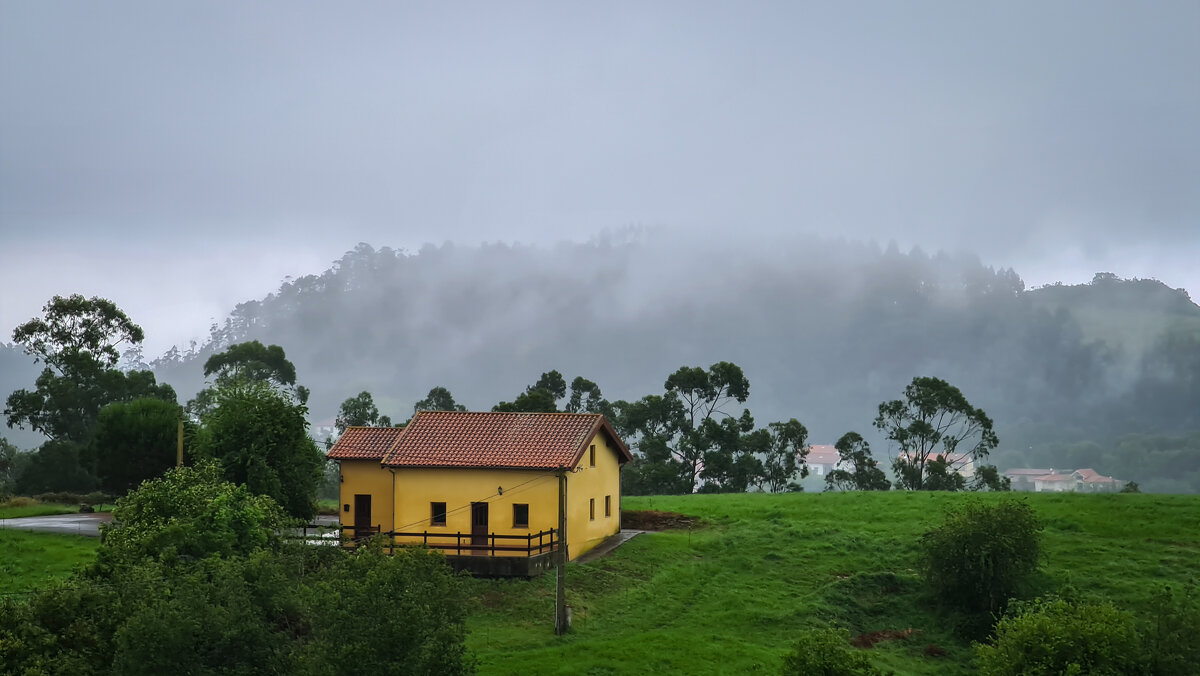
[0,503,83,519]
[465,492,1200,675]
[0,530,99,594]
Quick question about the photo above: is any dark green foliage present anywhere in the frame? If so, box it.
[335,390,393,434]
[876,376,998,491]
[757,419,810,492]
[202,340,296,388]
[665,361,750,428]
[5,295,174,445]
[493,388,558,413]
[194,381,324,520]
[918,455,968,492]
[297,543,474,676]
[0,577,120,676]
[975,598,1143,676]
[107,554,298,676]
[96,462,288,570]
[970,464,1011,492]
[1142,585,1200,675]
[414,385,468,413]
[614,363,810,495]
[565,376,605,413]
[91,398,186,494]
[920,499,1042,615]
[188,340,303,417]
[780,627,882,676]
[697,410,762,493]
[0,436,19,496]
[6,358,175,444]
[15,440,97,494]
[825,432,890,492]
[493,369,610,414]
[0,463,474,675]
[11,294,143,368]
[1120,480,1141,493]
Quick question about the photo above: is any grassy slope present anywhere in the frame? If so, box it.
[0,530,99,594]
[0,503,81,519]
[466,492,1200,675]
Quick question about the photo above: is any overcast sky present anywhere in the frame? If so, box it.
[2,1,1198,356]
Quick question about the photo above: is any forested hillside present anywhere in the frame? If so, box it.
[140,237,1200,491]
[5,236,1198,491]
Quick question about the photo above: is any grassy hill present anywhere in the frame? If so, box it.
[3,491,1196,673]
[466,491,1200,675]
[1028,276,1200,353]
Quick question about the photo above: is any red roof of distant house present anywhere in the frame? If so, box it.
[1037,473,1075,482]
[807,445,840,465]
[1005,468,1054,476]
[1074,468,1116,483]
[326,426,406,460]
[381,411,632,469]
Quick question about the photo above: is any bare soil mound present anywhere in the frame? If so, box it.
[621,509,704,531]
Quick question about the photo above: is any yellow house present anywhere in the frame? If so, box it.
[327,411,632,572]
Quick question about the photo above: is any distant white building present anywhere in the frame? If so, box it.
[806,445,845,476]
[1005,467,1122,493]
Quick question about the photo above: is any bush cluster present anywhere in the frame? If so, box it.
[919,499,1042,615]
[976,588,1200,676]
[0,464,475,676]
[780,628,883,676]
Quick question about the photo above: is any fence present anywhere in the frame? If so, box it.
[293,524,557,557]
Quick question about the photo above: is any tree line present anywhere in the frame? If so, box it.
[2,295,323,520]
[338,366,1009,496]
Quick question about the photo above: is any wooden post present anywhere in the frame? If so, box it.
[555,466,569,635]
[176,420,184,467]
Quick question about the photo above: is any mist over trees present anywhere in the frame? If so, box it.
[5,236,1198,491]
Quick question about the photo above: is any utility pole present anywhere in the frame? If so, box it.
[555,466,569,635]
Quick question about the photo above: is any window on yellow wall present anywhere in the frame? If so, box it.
[513,503,529,528]
[590,498,595,521]
[431,502,447,526]
[605,495,611,517]
[589,444,596,466]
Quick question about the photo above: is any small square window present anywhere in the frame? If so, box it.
[589,498,595,521]
[513,503,529,528]
[431,502,447,526]
[605,495,611,517]
[589,444,596,467]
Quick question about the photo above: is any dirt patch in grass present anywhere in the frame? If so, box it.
[621,509,704,531]
[850,628,920,648]
[924,643,948,658]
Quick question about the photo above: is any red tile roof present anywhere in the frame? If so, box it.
[806,445,841,465]
[1037,473,1075,482]
[1074,468,1116,483]
[381,411,632,469]
[326,426,406,460]
[1005,468,1055,476]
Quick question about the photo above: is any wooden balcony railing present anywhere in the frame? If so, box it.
[292,524,557,557]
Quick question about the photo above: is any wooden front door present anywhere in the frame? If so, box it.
[471,502,488,555]
[354,494,372,537]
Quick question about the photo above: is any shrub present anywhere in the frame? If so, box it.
[781,627,882,676]
[920,499,1042,614]
[1142,585,1200,675]
[975,598,1142,675]
[96,461,289,571]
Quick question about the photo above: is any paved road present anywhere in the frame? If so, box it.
[0,513,338,539]
[0,512,113,537]
[575,529,646,564]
